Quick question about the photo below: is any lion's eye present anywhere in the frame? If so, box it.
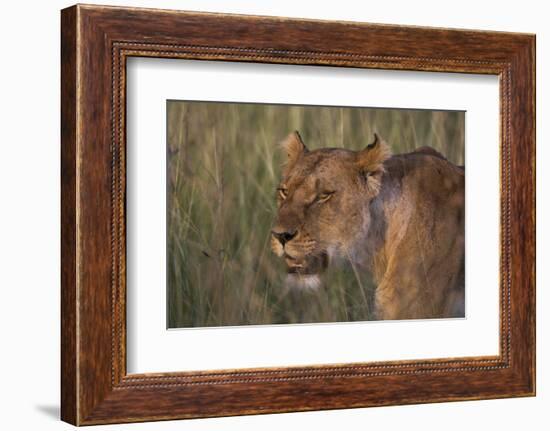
[278,188,288,200]
[318,191,334,203]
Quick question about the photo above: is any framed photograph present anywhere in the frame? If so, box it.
[61,4,536,425]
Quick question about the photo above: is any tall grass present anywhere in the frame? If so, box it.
[167,101,464,328]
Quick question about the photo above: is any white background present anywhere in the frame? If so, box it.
[127,59,499,373]
[0,0,546,430]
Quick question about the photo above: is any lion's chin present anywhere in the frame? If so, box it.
[285,273,322,290]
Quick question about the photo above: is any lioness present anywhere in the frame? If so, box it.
[271,131,464,320]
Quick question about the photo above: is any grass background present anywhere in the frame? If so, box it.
[167,101,464,328]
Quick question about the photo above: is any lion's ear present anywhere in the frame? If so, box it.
[356,133,392,174]
[280,131,308,169]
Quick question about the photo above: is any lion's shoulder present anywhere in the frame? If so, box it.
[384,146,464,181]
[411,146,447,160]
[371,145,465,319]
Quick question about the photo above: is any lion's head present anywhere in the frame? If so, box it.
[271,131,392,289]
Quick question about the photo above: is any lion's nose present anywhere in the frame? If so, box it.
[272,229,297,246]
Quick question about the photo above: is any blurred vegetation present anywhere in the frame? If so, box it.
[167,101,464,328]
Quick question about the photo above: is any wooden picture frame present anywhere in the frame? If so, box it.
[61,4,535,425]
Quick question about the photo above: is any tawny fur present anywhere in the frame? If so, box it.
[271,131,465,320]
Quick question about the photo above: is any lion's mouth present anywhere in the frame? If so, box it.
[284,251,328,275]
